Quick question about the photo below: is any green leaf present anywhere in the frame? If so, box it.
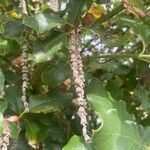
[0,101,7,113]
[43,141,62,150]
[29,33,67,63]
[23,12,67,33]
[25,119,48,144]
[41,61,70,87]
[28,91,71,114]
[48,121,68,144]
[139,125,150,149]
[4,20,24,40]
[106,79,123,100]
[0,68,4,94]
[42,118,69,149]
[135,85,150,110]
[96,61,130,75]
[67,0,92,26]
[9,122,20,139]
[14,131,31,150]
[5,86,24,114]
[25,120,40,144]
[63,135,86,150]
[108,33,133,47]
[119,16,150,52]
[86,23,106,38]
[0,37,20,56]
[3,69,21,84]
[87,78,143,150]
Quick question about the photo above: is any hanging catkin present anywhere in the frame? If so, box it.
[0,118,12,150]
[0,126,10,150]
[21,42,29,112]
[69,28,91,143]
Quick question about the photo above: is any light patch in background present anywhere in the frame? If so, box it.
[60,1,67,10]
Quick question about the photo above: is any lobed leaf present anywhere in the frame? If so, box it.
[87,78,143,150]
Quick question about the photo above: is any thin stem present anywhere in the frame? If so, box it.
[88,53,150,61]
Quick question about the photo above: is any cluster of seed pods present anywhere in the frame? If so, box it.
[21,43,29,112]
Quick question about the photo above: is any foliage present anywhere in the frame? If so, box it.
[0,0,150,149]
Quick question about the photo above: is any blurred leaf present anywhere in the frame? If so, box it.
[4,20,24,40]
[108,33,133,47]
[23,12,67,33]
[48,121,68,144]
[14,131,31,150]
[25,119,48,144]
[100,61,130,75]
[3,69,21,84]
[9,122,20,139]
[85,22,106,37]
[5,86,24,114]
[29,33,67,63]
[67,0,92,26]
[87,78,143,150]
[139,125,150,149]
[44,117,70,150]
[0,37,20,56]
[95,0,105,4]
[63,135,86,150]
[119,16,150,51]
[41,61,70,87]
[28,91,71,114]
[43,142,62,150]
[0,101,7,113]
[135,85,150,110]
[122,68,137,91]
[106,79,123,100]
[136,61,149,77]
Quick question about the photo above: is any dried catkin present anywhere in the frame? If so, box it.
[69,29,91,143]
[21,43,29,112]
